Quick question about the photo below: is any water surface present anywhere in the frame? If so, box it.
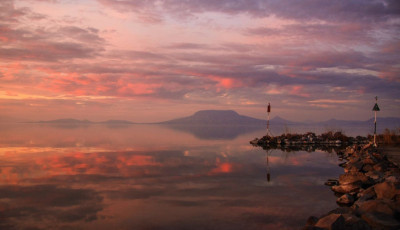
[0,123,343,230]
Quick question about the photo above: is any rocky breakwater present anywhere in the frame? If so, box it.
[303,144,400,230]
[250,131,368,152]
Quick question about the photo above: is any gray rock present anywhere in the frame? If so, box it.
[356,199,395,217]
[326,207,354,216]
[343,214,371,230]
[373,162,388,172]
[345,165,362,173]
[357,194,375,204]
[337,194,355,205]
[363,155,377,165]
[361,212,400,230]
[345,147,356,155]
[301,226,325,230]
[339,172,369,185]
[325,179,339,186]
[374,182,397,200]
[307,216,319,226]
[365,171,384,182]
[385,175,399,183]
[362,164,373,172]
[361,143,372,150]
[315,214,345,230]
[357,186,376,199]
[332,184,360,194]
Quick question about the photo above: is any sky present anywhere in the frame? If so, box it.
[0,0,399,122]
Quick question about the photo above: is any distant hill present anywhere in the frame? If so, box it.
[270,116,300,125]
[159,110,266,125]
[317,117,400,128]
[29,112,400,129]
[98,120,135,124]
[364,117,400,128]
[37,119,92,124]
[34,119,134,124]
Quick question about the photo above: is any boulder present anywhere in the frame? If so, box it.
[315,214,345,230]
[385,170,400,181]
[345,147,356,155]
[349,158,361,164]
[365,171,384,182]
[343,214,371,230]
[327,207,354,215]
[361,212,400,230]
[325,179,339,186]
[339,172,369,185]
[306,216,319,226]
[356,187,376,203]
[301,226,325,230]
[373,162,388,172]
[362,164,373,172]
[358,186,376,198]
[357,194,374,204]
[371,152,384,161]
[363,157,377,165]
[332,184,360,194]
[356,199,395,217]
[337,194,355,205]
[361,143,372,150]
[374,182,397,200]
[345,165,362,173]
[385,176,399,183]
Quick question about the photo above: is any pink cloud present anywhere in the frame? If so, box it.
[289,85,310,98]
[208,75,243,89]
[117,82,159,96]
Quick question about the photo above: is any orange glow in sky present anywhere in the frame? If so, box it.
[1,0,399,122]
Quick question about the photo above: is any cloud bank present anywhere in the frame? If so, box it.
[0,0,399,122]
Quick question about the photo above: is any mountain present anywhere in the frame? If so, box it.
[316,119,363,126]
[159,110,266,125]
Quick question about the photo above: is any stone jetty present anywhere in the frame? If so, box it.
[250,131,368,152]
[302,143,400,230]
[250,132,400,229]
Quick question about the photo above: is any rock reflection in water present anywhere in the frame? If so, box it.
[163,124,265,140]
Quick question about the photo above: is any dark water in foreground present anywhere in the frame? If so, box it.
[0,124,345,230]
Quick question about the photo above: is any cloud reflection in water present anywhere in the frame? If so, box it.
[0,124,343,229]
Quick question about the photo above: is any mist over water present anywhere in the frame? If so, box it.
[0,123,348,229]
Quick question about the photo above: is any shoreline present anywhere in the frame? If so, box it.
[302,143,400,229]
[250,132,400,229]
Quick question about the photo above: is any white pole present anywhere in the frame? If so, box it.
[374,110,377,147]
[267,102,271,136]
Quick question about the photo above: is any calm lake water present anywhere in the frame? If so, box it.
[0,123,346,230]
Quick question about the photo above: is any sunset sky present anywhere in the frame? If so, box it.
[1,0,399,122]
